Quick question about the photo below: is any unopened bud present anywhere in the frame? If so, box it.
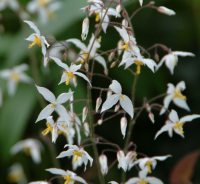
[83,122,90,136]
[97,119,103,125]
[148,112,155,124]
[122,19,128,28]
[114,104,120,112]
[157,6,176,16]
[99,154,108,175]
[116,4,122,16]
[120,117,127,138]
[108,51,115,62]
[81,17,89,40]
[82,106,88,122]
[96,97,102,112]
[110,61,117,68]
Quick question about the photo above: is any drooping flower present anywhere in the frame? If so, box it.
[27,0,61,23]
[35,86,72,122]
[0,64,32,96]
[11,139,43,164]
[24,20,50,66]
[160,81,190,115]
[57,145,93,171]
[101,80,134,118]
[46,168,87,184]
[82,0,120,33]
[117,150,137,172]
[133,155,171,174]
[155,109,200,138]
[99,154,108,175]
[51,57,91,86]
[66,34,108,74]
[8,163,27,184]
[157,51,195,74]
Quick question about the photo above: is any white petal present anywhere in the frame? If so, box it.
[147,177,164,184]
[74,72,91,86]
[143,58,157,72]
[114,26,129,42]
[176,81,186,91]
[8,80,17,96]
[52,126,59,143]
[70,64,82,72]
[173,51,195,57]
[46,168,67,176]
[125,178,139,184]
[155,124,173,139]
[56,92,73,104]
[31,148,41,164]
[36,86,56,103]
[173,98,190,111]
[14,64,29,72]
[55,104,70,123]
[109,80,122,94]
[67,38,87,51]
[101,94,119,113]
[120,95,134,118]
[73,176,87,184]
[102,15,109,33]
[94,55,108,74]
[165,54,177,75]
[51,57,69,71]
[24,20,40,35]
[139,0,143,6]
[180,114,200,123]
[169,110,179,123]
[153,155,171,161]
[160,95,173,115]
[57,150,73,158]
[36,104,54,122]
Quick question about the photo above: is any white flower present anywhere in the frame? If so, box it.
[46,168,87,184]
[117,150,137,172]
[8,163,27,184]
[41,116,60,143]
[157,51,195,74]
[160,81,190,115]
[83,0,120,33]
[57,145,93,171]
[11,139,42,164]
[122,52,157,75]
[66,34,108,74]
[35,86,72,122]
[125,169,164,184]
[27,0,61,23]
[24,20,50,66]
[81,17,90,40]
[99,154,108,175]
[101,80,134,118]
[0,0,19,11]
[155,109,200,138]
[120,117,127,138]
[133,155,171,174]
[157,6,176,16]
[51,57,91,86]
[0,64,32,96]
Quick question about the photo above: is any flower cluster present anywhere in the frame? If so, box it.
[1,0,200,184]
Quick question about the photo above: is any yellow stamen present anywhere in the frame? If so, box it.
[65,71,75,85]
[28,36,42,49]
[145,160,153,174]
[8,172,23,183]
[72,150,83,163]
[80,52,89,64]
[51,103,56,108]
[39,0,48,7]
[173,90,186,100]
[135,60,144,75]
[42,123,53,136]
[138,179,148,184]
[64,175,73,184]
[120,94,125,101]
[121,42,129,51]
[95,13,100,22]
[173,122,184,135]
[10,72,20,82]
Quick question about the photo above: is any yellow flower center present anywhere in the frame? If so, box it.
[39,0,48,7]
[173,122,184,135]
[10,72,20,82]
[145,160,153,174]
[51,103,56,108]
[42,123,53,136]
[64,175,73,184]
[138,179,148,184]
[72,150,83,163]
[121,41,129,51]
[173,89,186,100]
[120,94,125,101]
[95,13,100,22]
[80,52,89,64]
[28,36,42,49]
[65,71,75,85]
[8,171,23,183]
[135,60,144,75]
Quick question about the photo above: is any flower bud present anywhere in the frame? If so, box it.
[99,154,108,175]
[108,51,115,62]
[117,40,123,55]
[81,17,89,40]
[116,4,122,16]
[120,117,127,138]
[110,61,117,68]
[157,6,176,16]
[97,119,103,125]
[122,19,128,28]
[114,104,120,112]
[83,122,90,137]
[82,106,88,122]
[95,97,102,112]
[148,112,155,124]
